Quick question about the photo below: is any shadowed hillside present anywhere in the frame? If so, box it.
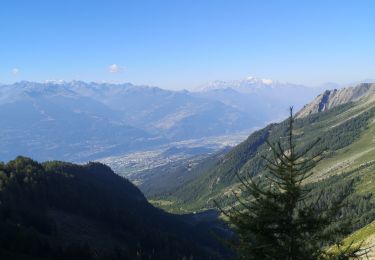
[0,157,229,259]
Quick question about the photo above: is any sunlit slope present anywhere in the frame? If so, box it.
[311,95,375,181]
[152,90,375,213]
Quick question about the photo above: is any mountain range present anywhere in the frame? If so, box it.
[0,79,323,162]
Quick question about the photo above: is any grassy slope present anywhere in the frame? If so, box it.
[292,96,375,254]
[317,97,375,256]
[328,219,375,258]
[341,221,375,255]
[310,95,375,182]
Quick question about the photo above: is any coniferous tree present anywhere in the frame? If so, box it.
[217,107,366,259]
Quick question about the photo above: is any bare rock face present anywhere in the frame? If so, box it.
[296,83,375,118]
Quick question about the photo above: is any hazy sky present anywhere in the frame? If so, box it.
[1,0,374,89]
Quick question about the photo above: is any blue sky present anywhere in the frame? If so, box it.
[1,0,374,89]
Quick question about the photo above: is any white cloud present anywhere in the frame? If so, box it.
[11,68,20,75]
[108,64,126,73]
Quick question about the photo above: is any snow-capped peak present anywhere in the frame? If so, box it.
[246,76,274,85]
[195,77,280,92]
[44,79,67,85]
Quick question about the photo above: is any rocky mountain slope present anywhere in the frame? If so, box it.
[296,83,375,118]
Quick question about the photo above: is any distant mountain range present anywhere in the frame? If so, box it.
[0,79,324,162]
[195,77,326,122]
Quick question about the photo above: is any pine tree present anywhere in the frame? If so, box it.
[217,107,365,259]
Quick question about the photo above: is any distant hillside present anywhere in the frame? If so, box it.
[0,157,228,259]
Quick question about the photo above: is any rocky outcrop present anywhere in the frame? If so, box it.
[296,83,375,118]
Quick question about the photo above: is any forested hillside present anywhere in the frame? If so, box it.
[0,157,228,259]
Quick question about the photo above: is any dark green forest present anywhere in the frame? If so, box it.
[0,157,229,259]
